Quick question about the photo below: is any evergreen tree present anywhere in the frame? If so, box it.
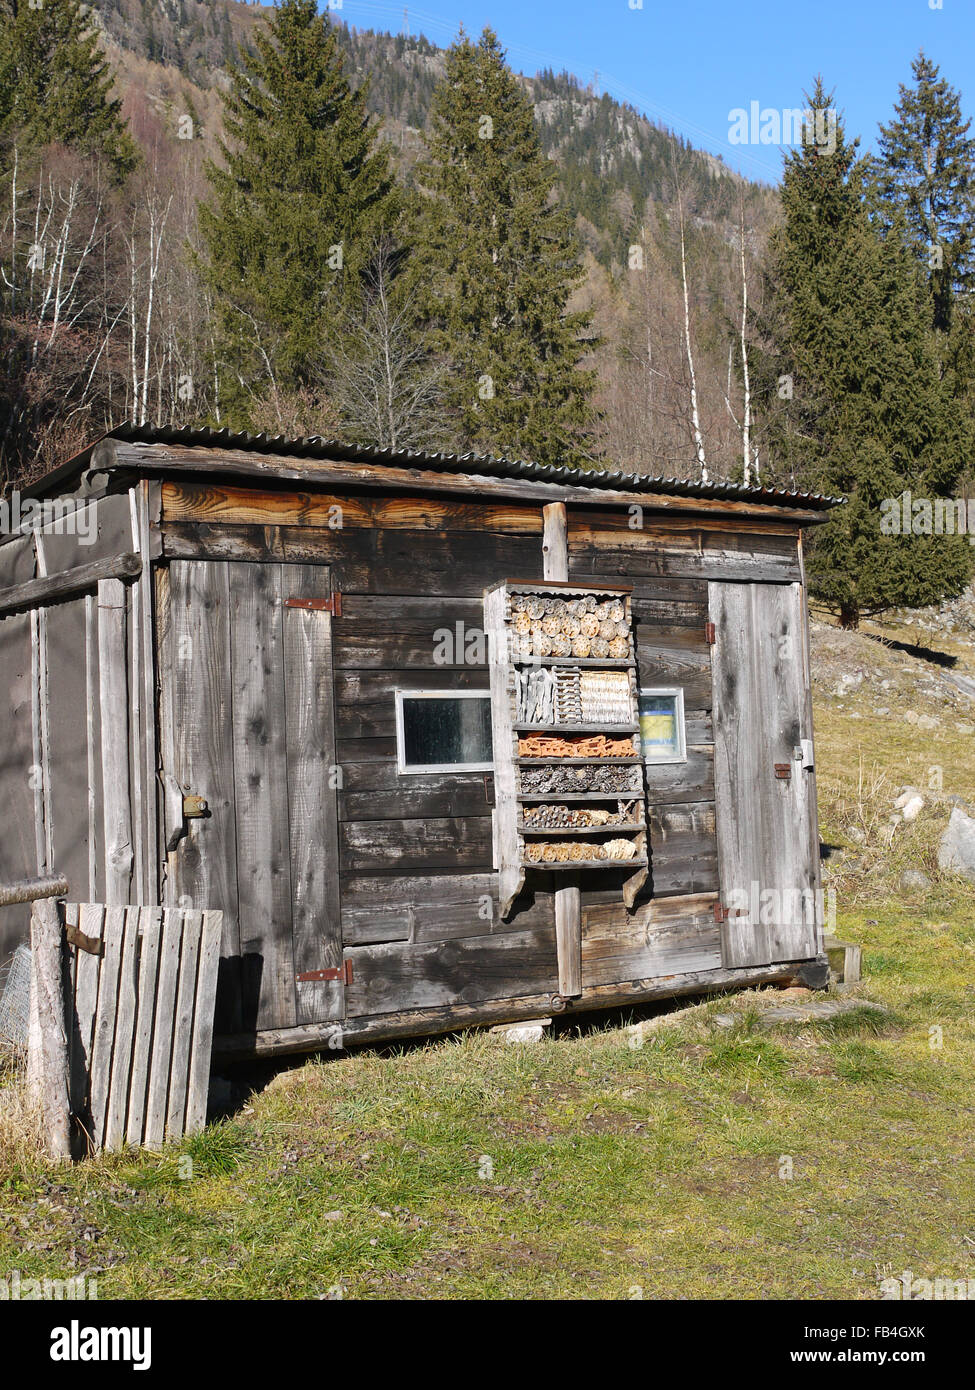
[0,0,137,179]
[417,27,597,466]
[199,0,397,427]
[873,52,975,333]
[758,82,970,627]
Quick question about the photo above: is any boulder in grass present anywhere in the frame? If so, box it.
[937,808,975,883]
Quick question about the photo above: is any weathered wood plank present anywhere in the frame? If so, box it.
[0,552,143,618]
[125,907,162,1147]
[570,538,800,584]
[164,561,241,1032]
[581,893,721,987]
[115,439,832,524]
[97,579,133,904]
[103,905,140,1152]
[87,905,126,1149]
[340,871,551,945]
[165,909,202,1141]
[143,903,183,1150]
[215,954,830,1059]
[340,816,493,873]
[345,927,559,1016]
[162,482,544,535]
[184,909,223,1135]
[228,562,295,1032]
[68,903,105,1144]
[285,564,344,1027]
[164,523,543,596]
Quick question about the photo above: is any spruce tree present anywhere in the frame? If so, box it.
[873,52,975,333]
[417,28,597,466]
[0,0,137,179]
[759,82,970,627]
[199,0,397,427]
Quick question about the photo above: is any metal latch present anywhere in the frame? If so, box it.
[183,794,209,818]
[714,902,747,923]
[705,621,716,645]
[285,593,342,617]
[774,763,792,780]
[296,961,353,985]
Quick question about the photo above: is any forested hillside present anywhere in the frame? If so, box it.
[2,1,973,628]
[74,0,776,476]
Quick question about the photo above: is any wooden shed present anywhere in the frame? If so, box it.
[0,425,843,1059]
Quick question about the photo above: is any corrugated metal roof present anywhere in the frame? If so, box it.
[57,422,846,510]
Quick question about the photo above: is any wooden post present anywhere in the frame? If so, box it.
[542,503,582,997]
[27,898,72,1160]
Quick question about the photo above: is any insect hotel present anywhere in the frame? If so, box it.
[0,424,842,1064]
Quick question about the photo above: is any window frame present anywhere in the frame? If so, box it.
[638,686,687,765]
[394,688,494,776]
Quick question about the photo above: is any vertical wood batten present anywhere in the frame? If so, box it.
[285,564,344,1027]
[85,594,98,902]
[229,562,296,1032]
[33,534,54,875]
[97,578,133,905]
[165,561,241,1033]
[137,482,160,902]
[542,503,582,997]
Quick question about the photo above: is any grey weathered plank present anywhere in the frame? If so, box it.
[345,927,559,1017]
[164,561,241,1031]
[144,905,183,1149]
[340,816,493,873]
[284,564,344,1027]
[68,903,105,1144]
[125,907,162,1147]
[103,905,141,1151]
[165,909,202,1141]
[0,552,143,618]
[87,906,127,1149]
[184,909,223,1134]
[228,562,295,1032]
[97,579,133,904]
[582,893,722,987]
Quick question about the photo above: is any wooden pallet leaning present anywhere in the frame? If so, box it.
[31,901,223,1155]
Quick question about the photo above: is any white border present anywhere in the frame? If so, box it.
[639,686,687,764]
[395,689,494,775]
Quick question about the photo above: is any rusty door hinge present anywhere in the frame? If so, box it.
[705,621,716,645]
[774,763,792,780]
[713,902,747,923]
[285,592,342,617]
[296,960,353,985]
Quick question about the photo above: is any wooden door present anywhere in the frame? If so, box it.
[160,560,344,1034]
[709,581,820,967]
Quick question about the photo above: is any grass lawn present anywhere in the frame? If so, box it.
[1,687,974,1300]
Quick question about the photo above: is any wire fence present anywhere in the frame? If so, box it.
[0,945,31,1054]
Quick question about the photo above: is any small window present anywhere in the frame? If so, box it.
[639,688,686,764]
[395,691,493,774]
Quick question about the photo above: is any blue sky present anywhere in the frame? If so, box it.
[327,0,973,183]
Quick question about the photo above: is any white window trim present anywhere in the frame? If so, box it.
[395,689,494,775]
[639,686,687,765]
